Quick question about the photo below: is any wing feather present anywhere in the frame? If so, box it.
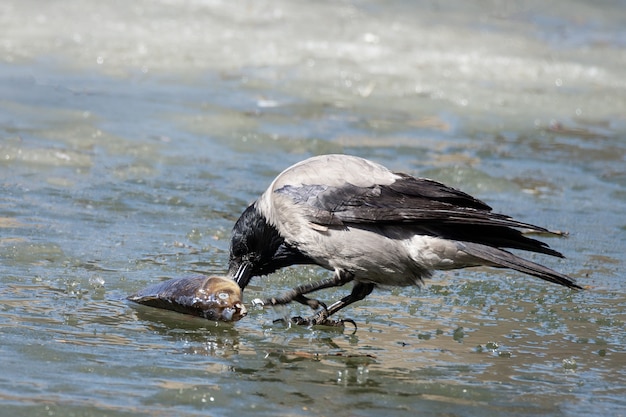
[275,175,565,258]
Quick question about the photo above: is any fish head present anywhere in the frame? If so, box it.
[198,276,248,322]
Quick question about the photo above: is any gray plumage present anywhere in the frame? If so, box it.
[229,154,581,324]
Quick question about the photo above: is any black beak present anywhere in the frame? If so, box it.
[233,261,253,290]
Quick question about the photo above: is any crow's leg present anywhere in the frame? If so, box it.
[256,270,354,310]
[291,282,375,327]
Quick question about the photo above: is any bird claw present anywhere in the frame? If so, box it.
[288,314,357,329]
[260,292,357,329]
[271,311,354,328]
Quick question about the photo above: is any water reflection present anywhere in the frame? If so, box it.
[131,306,243,356]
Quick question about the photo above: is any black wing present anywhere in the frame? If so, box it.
[276,174,565,258]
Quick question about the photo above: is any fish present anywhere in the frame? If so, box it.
[128,275,247,322]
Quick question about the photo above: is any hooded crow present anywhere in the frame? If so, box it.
[228,154,581,325]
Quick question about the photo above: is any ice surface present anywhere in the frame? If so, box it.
[2,0,625,127]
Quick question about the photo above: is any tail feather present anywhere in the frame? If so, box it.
[461,242,582,290]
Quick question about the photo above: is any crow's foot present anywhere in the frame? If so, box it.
[289,313,357,329]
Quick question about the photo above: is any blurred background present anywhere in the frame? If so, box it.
[1,1,625,416]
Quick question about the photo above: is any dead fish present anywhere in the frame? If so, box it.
[127,275,247,322]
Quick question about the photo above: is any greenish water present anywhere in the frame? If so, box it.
[1,1,625,416]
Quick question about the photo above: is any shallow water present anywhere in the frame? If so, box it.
[1,0,625,416]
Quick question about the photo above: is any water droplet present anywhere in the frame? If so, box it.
[485,341,499,350]
[89,276,105,288]
[562,358,577,370]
